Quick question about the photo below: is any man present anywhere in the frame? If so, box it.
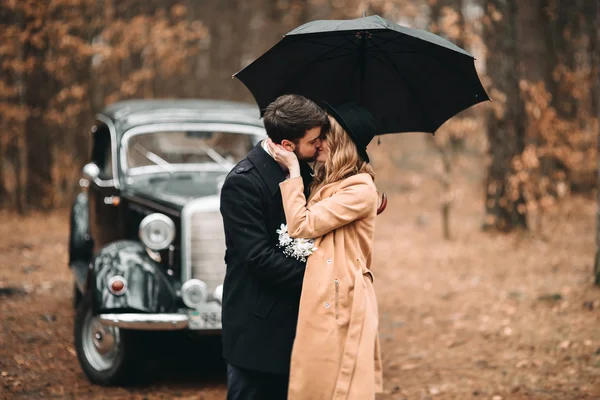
[220,94,329,400]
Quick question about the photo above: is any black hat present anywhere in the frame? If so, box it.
[321,101,376,163]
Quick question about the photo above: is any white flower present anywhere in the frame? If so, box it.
[276,224,287,235]
[276,224,317,261]
[279,232,293,246]
[276,224,293,247]
[295,239,312,252]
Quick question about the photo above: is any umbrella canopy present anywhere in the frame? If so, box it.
[234,15,489,136]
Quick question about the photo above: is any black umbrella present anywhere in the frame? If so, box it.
[234,15,489,136]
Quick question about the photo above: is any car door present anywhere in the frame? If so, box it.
[87,120,122,253]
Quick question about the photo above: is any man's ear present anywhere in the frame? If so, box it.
[280,139,296,152]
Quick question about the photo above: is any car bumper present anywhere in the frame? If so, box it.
[98,312,222,331]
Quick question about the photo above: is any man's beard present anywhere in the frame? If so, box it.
[295,149,318,162]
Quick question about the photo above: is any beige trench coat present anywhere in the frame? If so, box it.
[279,173,383,400]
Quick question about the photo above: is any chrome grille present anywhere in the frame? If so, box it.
[181,196,226,297]
[189,211,226,293]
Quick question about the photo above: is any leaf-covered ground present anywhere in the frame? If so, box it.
[1,187,599,399]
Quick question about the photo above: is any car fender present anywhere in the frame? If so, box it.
[90,240,178,313]
[69,192,93,264]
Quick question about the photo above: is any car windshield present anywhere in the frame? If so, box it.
[123,129,262,176]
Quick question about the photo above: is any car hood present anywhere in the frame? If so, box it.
[124,177,221,209]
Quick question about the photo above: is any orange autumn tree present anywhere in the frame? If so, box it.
[482,0,597,231]
[1,0,373,213]
[0,1,208,212]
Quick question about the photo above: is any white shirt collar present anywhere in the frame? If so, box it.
[261,139,289,177]
[261,139,274,158]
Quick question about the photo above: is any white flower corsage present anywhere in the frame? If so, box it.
[276,224,317,262]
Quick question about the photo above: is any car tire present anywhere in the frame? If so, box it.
[74,297,139,386]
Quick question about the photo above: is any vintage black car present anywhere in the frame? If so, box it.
[69,99,265,385]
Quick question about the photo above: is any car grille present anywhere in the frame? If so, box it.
[181,196,226,299]
[189,211,226,294]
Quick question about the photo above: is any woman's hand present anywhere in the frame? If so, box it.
[266,138,301,178]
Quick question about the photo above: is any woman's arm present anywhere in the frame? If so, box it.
[279,175,377,239]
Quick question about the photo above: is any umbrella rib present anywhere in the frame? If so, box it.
[368,40,434,133]
[370,34,482,95]
[372,35,460,63]
[299,36,360,53]
[367,50,422,55]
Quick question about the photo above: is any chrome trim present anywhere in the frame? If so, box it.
[82,162,117,189]
[139,213,176,250]
[96,114,120,189]
[126,163,230,177]
[119,122,266,176]
[99,313,189,330]
[120,193,181,218]
[92,178,117,188]
[126,111,264,128]
[83,162,100,180]
[168,245,174,267]
[180,195,221,282]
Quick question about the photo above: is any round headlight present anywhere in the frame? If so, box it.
[181,279,207,308]
[139,213,175,251]
[214,284,223,304]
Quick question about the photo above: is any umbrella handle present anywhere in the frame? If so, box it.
[377,192,387,215]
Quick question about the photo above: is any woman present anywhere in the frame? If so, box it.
[267,101,383,400]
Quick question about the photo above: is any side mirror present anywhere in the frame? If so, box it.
[83,163,100,180]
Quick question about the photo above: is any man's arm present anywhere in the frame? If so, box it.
[220,172,305,288]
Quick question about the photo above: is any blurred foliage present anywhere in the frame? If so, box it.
[0,0,380,211]
[481,0,598,231]
[0,0,598,238]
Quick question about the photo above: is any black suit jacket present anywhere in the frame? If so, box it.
[220,143,313,375]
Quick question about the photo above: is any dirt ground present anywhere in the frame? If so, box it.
[1,179,600,399]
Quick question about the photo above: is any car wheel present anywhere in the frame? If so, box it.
[74,298,139,386]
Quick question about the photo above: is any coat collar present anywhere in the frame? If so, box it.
[247,142,313,196]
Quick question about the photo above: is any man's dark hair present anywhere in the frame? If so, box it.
[263,94,329,144]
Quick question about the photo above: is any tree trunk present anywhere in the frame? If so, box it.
[15,9,28,214]
[585,0,598,120]
[545,0,579,119]
[428,0,465,46]
[483,0,527,231]
[21,3,55,209]
[593,1,600,285]
[441,150,453,240]
[516,0,550,83]
[0,141,5,207]
[427,0,465,239]
[24,65,54,208]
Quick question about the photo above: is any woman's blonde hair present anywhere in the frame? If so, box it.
[310,114,375,196]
